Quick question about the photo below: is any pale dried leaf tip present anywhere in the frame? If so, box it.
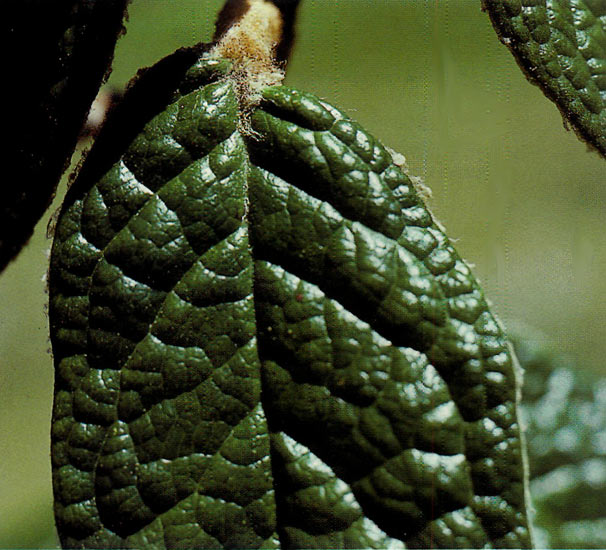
[387,146,433,201]
[208,0,284,112]
[387,146,450,235]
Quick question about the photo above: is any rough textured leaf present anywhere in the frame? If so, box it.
[516,335,606,548]
[49,52,532,549]
[483,0,606,156]
[3,0,129,272]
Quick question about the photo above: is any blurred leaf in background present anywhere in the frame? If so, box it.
[515,331,606,549]
[1,1,604,547]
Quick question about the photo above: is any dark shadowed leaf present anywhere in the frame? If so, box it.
[2,0,129,272]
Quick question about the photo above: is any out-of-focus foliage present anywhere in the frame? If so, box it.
[517,334,606,548]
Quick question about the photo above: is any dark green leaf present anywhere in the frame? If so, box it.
[483,0,606,157]
[2,0,129,272]
[516,335,606,548]
[49,52,532,549]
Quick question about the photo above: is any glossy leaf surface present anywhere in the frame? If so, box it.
[49,54,531,549]
[483,0,606,157]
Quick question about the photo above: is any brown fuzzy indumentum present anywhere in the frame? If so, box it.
[209,0,287,129]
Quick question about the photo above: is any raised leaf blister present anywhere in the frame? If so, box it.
[49,54,531,549]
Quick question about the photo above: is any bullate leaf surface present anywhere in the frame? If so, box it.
[49,53,531,549]
[484,0,606,157]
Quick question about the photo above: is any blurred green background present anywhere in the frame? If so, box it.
[1,1,604,547]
